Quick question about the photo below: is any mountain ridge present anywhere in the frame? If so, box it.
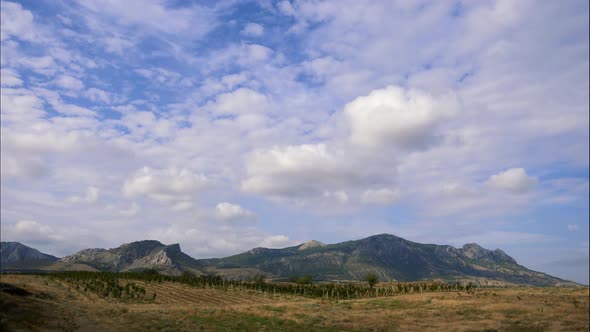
[0,234,580,287]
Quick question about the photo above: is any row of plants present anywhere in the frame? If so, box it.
[51,271,156,301]
[49,270,476,300]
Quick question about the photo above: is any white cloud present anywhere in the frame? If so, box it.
[344,85,459,150]
[0,88,46,123]
[84,87,111,104]
[210,88,272,116]
[17,56,57,75]
[361,188,400,205]
[0,1,38,41]
[67,186,99,204]
[54,104,96,117]
[147,224,296,258]
[53,75,85,91]
[277,1,296,17]
[3,220,63,245]
[241,23,264,37]
[243,44,273,63]
[0,152,44,178]
[486,168,538,193]
[215,202,256,223]
[122,167,209,205]
[0,68,23,87]
[103,36,134,55]
[76,0,217,37]
[242,144,360,199]
[323,190,349,203]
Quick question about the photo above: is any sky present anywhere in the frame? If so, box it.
[0,0,588,284]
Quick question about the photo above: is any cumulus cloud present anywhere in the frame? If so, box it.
[241,143,385,201]
[361,188,400,205]
[215,202,257,223]
[344,85,459,150]
[486,168,538,193]
[240,85,458,206]
[240,23,264,37]
[122,167,209,205]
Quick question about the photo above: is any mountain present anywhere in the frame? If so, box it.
[1,242,59,268]
[197,234,578,286]
[60,240,204,275]
[1,235,579,286]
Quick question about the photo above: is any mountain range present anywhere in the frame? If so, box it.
[0,234,579,287]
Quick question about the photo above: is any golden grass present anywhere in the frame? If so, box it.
[1,274,588,331]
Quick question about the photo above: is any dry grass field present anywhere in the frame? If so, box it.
[1,274,588,331]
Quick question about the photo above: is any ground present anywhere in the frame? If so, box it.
[1,274,588,331]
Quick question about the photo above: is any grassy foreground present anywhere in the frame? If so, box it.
[1,274,588,331]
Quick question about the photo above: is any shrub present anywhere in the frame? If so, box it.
[365,272,379,288]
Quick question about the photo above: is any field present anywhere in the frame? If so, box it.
[1,274,588,332]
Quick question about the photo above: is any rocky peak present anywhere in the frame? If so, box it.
[163,244,181,255]
[460,243,517,264]
[248,247,270,255]
[298,240,326,250]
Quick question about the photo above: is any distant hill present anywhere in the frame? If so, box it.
[1,242,58,270]
[1,235,580,286]
[60,240,204,275]
[197,234,578,287]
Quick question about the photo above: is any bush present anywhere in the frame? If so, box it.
[365,272,379,288]
[296,275,313,285]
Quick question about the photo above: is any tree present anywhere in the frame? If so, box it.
[251,273,266,285]
[297,275,313,285]
[365,272,379,288]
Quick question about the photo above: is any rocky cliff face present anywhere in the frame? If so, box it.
[60,240,203,275]
[299,240,327,250]
[1,242,58,267]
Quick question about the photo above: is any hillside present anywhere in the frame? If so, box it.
[198,234,577,286]
[0,242,59,270]
[59,240,204,275]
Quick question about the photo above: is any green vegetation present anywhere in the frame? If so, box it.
[288,275,313,284]
[51,272,154,302]
[46,271,475,301]
[364,272,379,288]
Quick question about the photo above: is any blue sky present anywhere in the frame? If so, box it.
[1,0,588,284]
